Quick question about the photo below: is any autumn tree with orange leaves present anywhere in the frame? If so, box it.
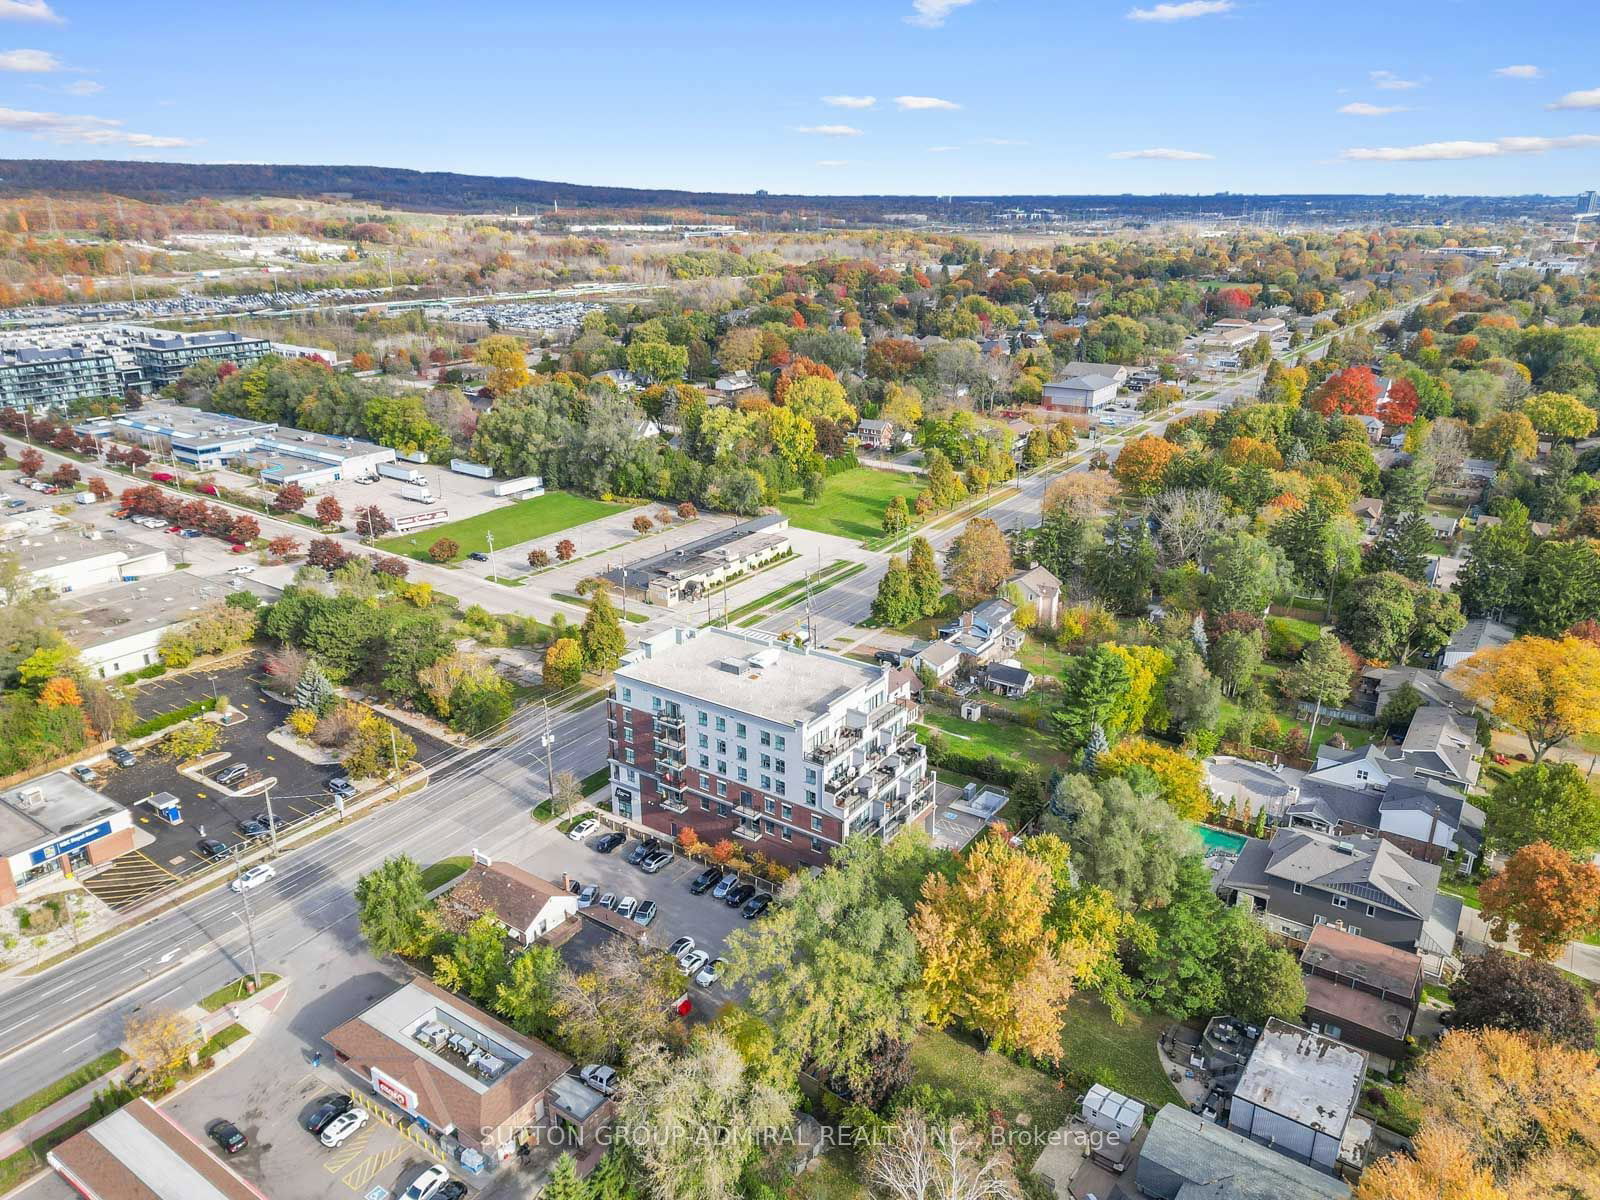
[1455,635,1600,762]
[1110,435,1179,497]
[1309,365,1380,417]
[1479,842,1600,960]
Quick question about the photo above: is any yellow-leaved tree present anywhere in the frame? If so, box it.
[1455,635,1600,762]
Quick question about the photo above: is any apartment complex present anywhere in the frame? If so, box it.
[127,330,271,387]
[607,627,934,866]
[0,346,122,410]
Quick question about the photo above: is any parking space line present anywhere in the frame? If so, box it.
[324,1128,372,1172]
[342,1143,405,1191]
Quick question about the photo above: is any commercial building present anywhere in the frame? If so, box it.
[0,346,121,410]
[440,858,580,944]
[1227,1018,1369,1175]
[7,526,170,592]
[323,977,602,1162]
[127,330,271,388]
[56,572,247,678]
[48,1098,268,1200]
[1135,1103,1350,1200]
[602,514,792,608]
[1041,361,1125,412]
[0,771,135,904]
[1300,925,1422,1068]
[607,626,935,867]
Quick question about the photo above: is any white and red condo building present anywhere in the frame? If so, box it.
[607,627,935,867]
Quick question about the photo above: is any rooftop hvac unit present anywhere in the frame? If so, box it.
[477,1054,506,1080]
[748,649,780,670]
[14,787,45,811]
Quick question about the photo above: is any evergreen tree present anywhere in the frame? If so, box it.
[906,536,942,616]
[1457,511,1529,620]
[1367,510,1435,582]
[580,587,627,672]
[542,1153,590,1200]
[1081,723,1108,773]
[870,556,917,626]
[293,659,335,715]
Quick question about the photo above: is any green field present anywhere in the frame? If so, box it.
[920,708,1072,772]
[779,468,922,543]
[1060,998,1185,1110]
[910,1030,1076,1168]
[376,492,631,562]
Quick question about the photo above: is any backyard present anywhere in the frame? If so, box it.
[919,707,1072,774]
[908,1030,1076,1169]
[778,468,922,544]
[375,491,631,562]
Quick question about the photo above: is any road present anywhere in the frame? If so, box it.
[0,698,609,1099]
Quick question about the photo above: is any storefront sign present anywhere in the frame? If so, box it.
[371,1067,418,1113]
[28,821,112,867]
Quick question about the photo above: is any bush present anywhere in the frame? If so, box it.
[125,698,215,739]
[676,502,696,519]
[632,515,653,534]
[286,708,318,737]
[527,548,550,569]
[427,537,459,563]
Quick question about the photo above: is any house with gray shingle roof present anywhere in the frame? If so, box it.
[1438,617,1514,669]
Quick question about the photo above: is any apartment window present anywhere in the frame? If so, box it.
[811,814,823,832]
[775,759,786,774]
[625,749,635,765]
[1313,914,1327,926]
[700,772,711,789]
[760,731,771,747]
[764,798,775,814]
[624,726,634,743]
[775,781,786,796]
[1331,895,1348,909]
[698,755,709,769]
[651,697,661,711]
[697,711,708,726]
[717,803,731,818]
[716,760,726,774]
[715,717,726,732]
[775,736,786,751]
[740,790,752,804]
[811,837,824,853]
[1355,769,1369,782]
[760,775,771,790]
[621,687,632,703]
[806,790,817,805]
[782,826,793,841]
[670,821,679,837]
[1347,927,1361,937]
[760,754,771,770]
[698,734,708,748]
[737,768,748,783]
[737,746,747,762]
[781,804,793,821]
[805,768,817,785]
[699,796,711,812]
[717,781,727,797]
[736,723,747,738]
[716,739,727,754]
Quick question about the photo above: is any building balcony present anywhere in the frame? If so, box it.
[734,802,762,820]
[658,795,689,815]
[732,823,763,843]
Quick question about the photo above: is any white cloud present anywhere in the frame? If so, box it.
[905,0,975,28]
[0,105,196,147]
[795,124,862,136]
[1494,64,1542,79]
[815,159,849,167]
[1127,1,1233,21]
[821,95,875,109]
[927,145,959,152]
[895,95,960,110]
[1370,70,1425,91]
[0,1,62,23]
[1343,134,1600,161]
[1110,147,1214,160]
[62,79,100,95]
[0,47,57,71]
[1548,87,1600,111]
[1339,102,1407,116]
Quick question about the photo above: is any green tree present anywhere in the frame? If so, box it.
[870,556,918,627]
[1216,911,1307,1025]
[1282,633,1356,740]
[1457,511,1529,620]
[1164,646,1223,740]
[544,637,583,689]
[625,337,688,384]
[494,944,563,1038]
[580,587,627,672]
[540,1154,590,1200]
[1204,530,1292,616]
[343,713,416,779]
[1521,539,1600,637]
[906,536,942,616]
[1053,645,1134,749]
[1044,774,1198,910]
[1210,628,1262,698]
[1126,857,1225,1018]
[354,854,429,958]
[924,450,965,510]
[435,911,512,1007]
[1367,510,1437,583]
[1271,496,1361,613]
[881,494,910,536]
[1337,570,1417,661]
[1486,762,1600,858]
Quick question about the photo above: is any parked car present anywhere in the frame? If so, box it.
[235,817,269,839]
[577,884,598,908]
[615,896,637,919]
[668,936,696,959]
[592,831,626,854]
[688,866,723,894]
[327,776,357,800]
[874,649,904,667]
[741,893,772,920]
[253,810,282,831]
[626,837,663,866]
[711,874,738,900]
[724,883,756,908]
[229,543,249,554]
[696,957,725,986]
[226,564,255,576]
[580,1064,619,1097]
[180,527,204,538]
[70,764,97,785]
[568,818,597,841]
[467,551,489,562]
[108,746,136,768]
[319,1108,369,1148]
[215,764,249,786]
[197,838,229,860]
[231,864,275,893]
[597,892,617,910]
[402,1164,451,1200]
[632,900,657,926]
[207,1119,247,1155]
[435,1184,468,1200]
[304,1094,353,1134]
[678,949,710,977]
[640,850,671,874]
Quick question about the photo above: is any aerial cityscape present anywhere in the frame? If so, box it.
[0,3,1599,1200]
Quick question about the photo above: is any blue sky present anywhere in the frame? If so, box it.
[1,0,1598,197]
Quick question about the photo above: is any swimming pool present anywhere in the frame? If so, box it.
[1193,824,1247,855]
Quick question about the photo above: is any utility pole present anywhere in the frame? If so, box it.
[389,721,401,780]
[486,529,496,582]
[235,861,262,988]
[620,561,628,622]
[263,785,279,856]
[541,703,556,806]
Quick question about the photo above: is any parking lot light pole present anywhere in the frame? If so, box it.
[264,786,279,856]
[486,530,496,581]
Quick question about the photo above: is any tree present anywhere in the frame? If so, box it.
[924,450,966,510]
[556,539,576,561]
[1336,570,1417,661]
[427,537,459,563]
[228,515,259,544]
[50,462,78,487]
[1356,1126,1508,1200]
[1282,633,1356,740]
[625,337,689,384]
[1448,951,1596,1049]
[1472,410,1538,462]
[1310,365,1380,416]
[354,854,429,958]
[580,587,626,672]
[354,505,393,539]
[871,556,918,627]
[1215,910,1307,1025]
[907,536,942,616]
[527,548,550,569]
[943,518,1010,607]
[434,912,511,1007]
[1521,539,1600,636]
[161,721,218,762]
[1125,858,1225,1017]
[293,659,336,714]
[1480,842,1600,960]
[1485,761,1600,858]
[540,1154,589,1200]
[866,1111,1021,1200]
[1053,645,1133,749]
[17,447,42,476]
[1111,435,1178,497]
[87,476,112,501]
[343,713,416,779]
[1204,530,1292,616]
[632,514,653,535]
[911,829,1096,1060]
[1097,736,1209,820]
[1163,647,1222,740]
[722,836,927,1100]
[315,495,343,526]
[1456,635,1600,761]
[553,938,684,1065]
[1457,514,1529,619]
[1209,628,1262,698]
[616,1031,793,1200]
[1523,390,1597,440]
[266,535,301,561]
[1044,774,1198,910]
[270,482,307,514]
[882,494,911,536]
[474,333,531,395]
[124,1009,199,1079]
[544,637,583,688]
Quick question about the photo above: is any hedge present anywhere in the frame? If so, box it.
[924,738,1019,787]
[125,697,216,740]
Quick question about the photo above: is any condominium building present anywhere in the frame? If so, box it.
[606,627,935,867]
[127,330,271,387]
[0,346,121,410]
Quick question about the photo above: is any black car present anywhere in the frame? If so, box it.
[197,838,229,860]
[304,1094,353,1134]
[873,649,904,667]
[626,837,663,866]
[591,831,626,853]
[688,865,723,894]
[254,810,282,831]
[108,746,136,768]
[208,1119,247,1155]
[436,1183,469,1200]
[724,882,756,908]
[236,817,269,839]
[741,892,772,919]
[468,551,490,562]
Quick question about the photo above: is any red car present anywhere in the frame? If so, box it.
[229,543,249,554]
[196,483,218,496]
[149,471,176,483]
[166,525,184,534]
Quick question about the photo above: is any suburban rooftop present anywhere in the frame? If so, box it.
[1234,1018,1366,1135]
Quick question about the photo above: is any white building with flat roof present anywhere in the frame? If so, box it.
[607,627,934,867]
[56,573,251,678]
[1228,1018,1368,1174]
[1,771,134,903]
[6,526,170,592]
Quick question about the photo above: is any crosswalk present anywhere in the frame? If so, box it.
[79,851,178,911]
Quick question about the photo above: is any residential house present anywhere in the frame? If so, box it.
[1009,565,1062,627]
[1135,1103,1351,1200]
[1421,511,1461,542]
[1286,771,1484,872]
[1351,497,1383,537]
[1398,705,1481,791]
[1203,756,1305,825]
[981,662,1034,698]
[1228,1019,1369,1175]
[1354,413,1385,444]
[913,640,962,684]
[1300,925,1422,1068]
[594,368,646,391]
[1352,665,1467,718]
[441,859,579,943]
[713,370,759,400]
[855,418,895,450]
[938,598,1022,667]
[1474,512,1554,539]
[1438,617,1514,669]
[1459,458,1499,484]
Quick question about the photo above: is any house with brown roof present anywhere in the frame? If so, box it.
[441,858,578,943]
[1299,925,1422,1068]
[324,977,607,1162]
[49,1098,268,1200]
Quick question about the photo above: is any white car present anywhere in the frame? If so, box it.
[668,936,695,960]
[677,949,710,977]
[226,565,254,576]
[231,865,275,893]
[402,1164,451,1200]
[597,891,617,910]
[695,957,725,987]
[567,818,597,841]
[579,1064,618,1097]
[577,884,597,909]
[319,1108,367,1148]
[615,895,637,920]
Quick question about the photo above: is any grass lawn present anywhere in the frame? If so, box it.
[0,1050,126,1134]
[920,710,1071,773]
[779,468,922,544]
[1438,876,1482,909]
[580,767,610,796]
[909,1030,1075,1167]
[375,491,630,562]
[1060,998,1184,1111]
[1018,638,1074,681]
[420,856,473,891]
[199,973,282,1012]
[790,1149,867,1200]
[199,1023,250,1058]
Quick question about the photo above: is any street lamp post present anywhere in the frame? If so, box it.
[263,785,279,856]
[234,860,262,989]
[486,530,496,581]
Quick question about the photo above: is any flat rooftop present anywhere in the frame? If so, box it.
[1,772,127,857]
[618,626,882,728]
[1235,1018,1366,1135]
[130,330,267,353]
[57,573,245,647]
[356,982,527,1096]
[49,1098,266,1200]
[114,403,276,440]
[6,527,155,572]
[602,514,789,589]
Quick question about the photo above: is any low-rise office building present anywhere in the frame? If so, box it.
[57,572,248,678]
[602,514,792,608]
[7,526,170,592]
[607,626,934,867]
[1,771,135,904]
